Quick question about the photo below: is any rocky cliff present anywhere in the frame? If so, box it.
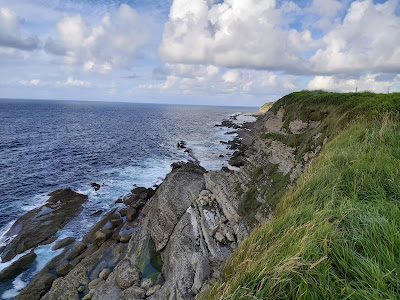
[5,93,334,300]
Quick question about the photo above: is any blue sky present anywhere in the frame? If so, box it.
[0,0,399,106]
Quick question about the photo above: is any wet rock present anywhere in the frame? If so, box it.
[120,234,131,243]
[121,285,146,300]
[118,208,127,217]
[126,208,137,222]
[177,140,186,149]
[146,285,161,297]
[67,242,87,260]
[0,189,88,262]
[94,231,106,245]
[53,237,75,250]
[39,235,58,246]
[115,198,123,204]
[140,278,153,290]
[91,183,101,191]
[99,268,111,280]
[115,259,141,289]
[90,210,103,217]
[56,263,73,277]
[0,250,37,280]
[15,272,54,300]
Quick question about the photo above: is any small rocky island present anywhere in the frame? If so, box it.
[0,104,326,300]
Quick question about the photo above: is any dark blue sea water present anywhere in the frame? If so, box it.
[0,99,255,298]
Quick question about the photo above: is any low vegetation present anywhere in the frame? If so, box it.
[202,91,400,299]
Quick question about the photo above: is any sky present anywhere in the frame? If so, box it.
[0,0,399,106]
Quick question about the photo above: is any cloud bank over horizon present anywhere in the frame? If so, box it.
[0,0,399,106]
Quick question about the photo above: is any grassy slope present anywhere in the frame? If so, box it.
[202,91,400,299]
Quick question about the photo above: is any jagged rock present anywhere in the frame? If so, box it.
[56,263,73,277]
[91,183,101,191]
[53,237,75,250]
[120,234,131,243]
[144,162,206,252]
[121,285,146,300]
[115,259,141,289]
[89,278,103,290]
[119,208,127,217]
[0,250,37,280]
[209,225,218,237]
[0,189,88,262]
[94,231,106,245]
[110,218,123,228]
[126,207,137,222]
[146,285,161,297]
[289,119,308,134]
[215,232,225,243]
[177,140,186,149]
[191,254,211,294]
[99,268,111,280]
[140,278,153,290]
[225,231,236,243]
[112,232,121,241]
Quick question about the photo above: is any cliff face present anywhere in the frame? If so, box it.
[14,93,332,300]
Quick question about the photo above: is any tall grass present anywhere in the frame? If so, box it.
[201,110,400,299]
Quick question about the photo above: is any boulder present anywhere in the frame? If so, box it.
[120,234,131,243]
[110,218,123,228]
[99,268,111,281]
[56,263,73,277]
[118,208,127,217]
[140,278,153,290]
[115,259,141,289]
[77,285,85,293]
[126,208,137,222]
[94,231,106,245]
[121,285,146,300]
[67,242,87,260]
[146,285,161,297]
[53,237,75,250]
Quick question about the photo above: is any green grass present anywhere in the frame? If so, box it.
[201,92,400,299]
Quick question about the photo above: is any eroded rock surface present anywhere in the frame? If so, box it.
[0,189,88,262]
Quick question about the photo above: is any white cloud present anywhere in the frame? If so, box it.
[56,77,91,87]
[45,4,150,73]
[0,7,39,51]
[20,79,41,86]
[310,0,400,74]
[307,73,400,93]
[159,0,313,72]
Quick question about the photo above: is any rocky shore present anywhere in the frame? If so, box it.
[0,106,327,299]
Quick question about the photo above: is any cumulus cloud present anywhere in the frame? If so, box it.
[45,4,150,73]
[310,0,400,74]
[160,0,400,77]
[159,0,313,72]
[0,7,39,51]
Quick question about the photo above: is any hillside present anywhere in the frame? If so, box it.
[201,91,400,299]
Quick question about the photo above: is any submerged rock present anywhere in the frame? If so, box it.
[0,250,37,280]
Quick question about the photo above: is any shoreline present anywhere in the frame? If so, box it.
[0,111,259,299]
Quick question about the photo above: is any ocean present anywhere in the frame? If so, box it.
[0,99,255,298]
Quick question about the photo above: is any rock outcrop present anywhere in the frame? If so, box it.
[0,189,88,262]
